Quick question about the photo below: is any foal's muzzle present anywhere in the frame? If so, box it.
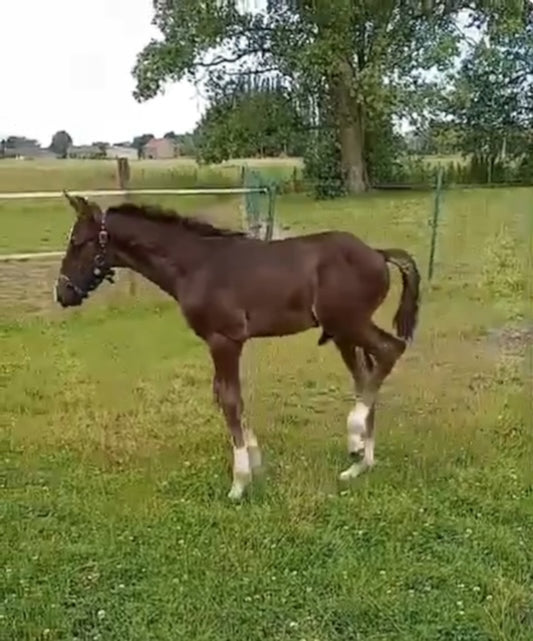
[54,274,85,308]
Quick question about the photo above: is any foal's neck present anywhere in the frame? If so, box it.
[108,212,207,299]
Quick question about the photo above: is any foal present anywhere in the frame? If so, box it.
[55,193,420,500]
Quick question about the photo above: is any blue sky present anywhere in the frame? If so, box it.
[0,0,206,146]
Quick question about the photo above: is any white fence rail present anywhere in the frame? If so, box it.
[0,187,267,201]
[0,187,266,263]
[0,251,63,263]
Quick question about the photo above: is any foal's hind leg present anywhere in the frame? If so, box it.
[339,323,406,481]
[334,340,376,479]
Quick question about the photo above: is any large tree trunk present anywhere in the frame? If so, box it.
[339,106,368,193]
[330,62,369,194]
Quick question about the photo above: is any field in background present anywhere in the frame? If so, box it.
[0,157,300,193]
[0,160,531,640]
[0,153,463,194]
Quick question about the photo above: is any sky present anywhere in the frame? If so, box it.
[0,0,207,146]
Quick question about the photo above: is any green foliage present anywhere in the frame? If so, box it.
[91,142,109,158]
[49,130,72,159]
[132,134,155,159]
[450,16,533,174]
[365,116,409,185]
[195,85,305,164]
[406,122,462,156]
[4,135,40,150]
[303,126,345,199]
[133,1,525,195]
[174,133,197,157]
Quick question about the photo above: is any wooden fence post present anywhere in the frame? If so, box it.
[116,158,137,297]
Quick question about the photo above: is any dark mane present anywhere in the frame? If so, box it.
[107,202,246,238]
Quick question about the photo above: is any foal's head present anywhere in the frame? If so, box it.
[55,193,115,308]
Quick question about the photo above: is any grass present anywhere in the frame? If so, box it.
[0,195,241,255]
[0,164,532,640]
[0,157,299,193]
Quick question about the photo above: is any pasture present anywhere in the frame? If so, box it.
[0,161,531,640]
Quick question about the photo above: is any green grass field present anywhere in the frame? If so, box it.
[0,157,299,193]
[0,161,532,640]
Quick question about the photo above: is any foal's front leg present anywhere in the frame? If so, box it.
[209,334,252,500]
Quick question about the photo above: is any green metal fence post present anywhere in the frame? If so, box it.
[265,185,276,241]
[428,165,444,282]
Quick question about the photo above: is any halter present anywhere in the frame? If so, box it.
[59,212,116,300]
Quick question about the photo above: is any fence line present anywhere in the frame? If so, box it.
[0,187,268,201]
[0,183,271,263]
[0,251,63,263]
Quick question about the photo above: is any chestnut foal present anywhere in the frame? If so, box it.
[55,193,420,500]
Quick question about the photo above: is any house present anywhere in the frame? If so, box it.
[1,138,56,160]
[106,145,138,160]
[3,146,56,160]
[143,137,180,159]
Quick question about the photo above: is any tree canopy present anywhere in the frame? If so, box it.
[194,81,305,163]
[133,0,531,194]
[49,131,73,158]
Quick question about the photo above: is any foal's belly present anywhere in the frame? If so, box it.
[247,308,316,338]
[240,276,317,338]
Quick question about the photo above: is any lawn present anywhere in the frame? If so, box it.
[0,177,531,640]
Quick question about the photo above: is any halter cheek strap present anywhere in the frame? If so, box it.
[59,212,116,298]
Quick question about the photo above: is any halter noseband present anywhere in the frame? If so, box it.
[59,212,116,299]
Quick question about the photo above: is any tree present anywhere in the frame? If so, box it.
[132,1,524,195]
[175,133,197,157]
[5,136,40,150]
[405,121,462,155]
[50,130,73,158]
[449,15,532,179]
[132,133,155,159]
[194,83,305,163]
[92,141,109,157]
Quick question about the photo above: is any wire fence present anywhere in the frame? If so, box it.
[0,161,276,314]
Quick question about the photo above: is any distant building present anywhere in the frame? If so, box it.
[3,147,56,160]
[68,145,102,159]
[106,145,138,160]
[143,137,180,159]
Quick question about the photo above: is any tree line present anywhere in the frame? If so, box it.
[132,0,532,196]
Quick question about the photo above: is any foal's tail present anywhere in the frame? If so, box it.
[379,248,421,342]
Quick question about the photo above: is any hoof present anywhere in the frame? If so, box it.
[228,484,245,501]
[339,464,364,481]
[227,472,251,501]
[339,459,374,482]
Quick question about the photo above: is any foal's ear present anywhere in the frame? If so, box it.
[63,191,102,220]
